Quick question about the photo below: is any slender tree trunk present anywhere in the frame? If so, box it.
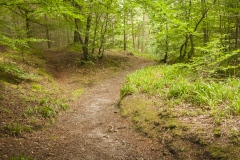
[235,16,239,49]
[180,0,191,61]
[235,0,239,49]
[25,10,31,38]
[74,18,83,44]
[111,19,115,46]
[83,12,92,60]
[163,22,168,63]
[227,17,231,51]
[219,14,224,48]
[123,10,127,51]
[91,14,100,54]
[45,15,51,49]
[98,13,109,57]
[73,2,83,45]
[46,27,51,49]
[188,36,194,59]
[188,0,194,59]
[137,24,141,51]
[182,34,188,59]
[141,13,146,53]
[130,11,136,51]
[201,0,209,45]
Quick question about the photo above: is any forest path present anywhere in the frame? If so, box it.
[43,61,164,160]
[1,51,168,160]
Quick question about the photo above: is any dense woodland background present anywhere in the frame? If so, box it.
[1,1,240,159]
[0,0,239,72]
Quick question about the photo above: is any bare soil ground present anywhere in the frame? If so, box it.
[0,50,172,159]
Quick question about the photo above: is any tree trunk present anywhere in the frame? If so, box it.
[188,35,194,59]
[130,11,136,51]
[163,22,168,63]
[45,15,51,49]
[98,13,109,57]
[83,12,92,60]
[74,18,83,44]
[235,0,239,50]
[123,10,127,51]
[201,0,209,45]
[137,24,141,52]
[141,13,146,53]
[25,10,31,38]
[111,19,115,46]
[91,14,100,54]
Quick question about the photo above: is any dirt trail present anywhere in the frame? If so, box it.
[46,66,164,160]
[0,54,170,159]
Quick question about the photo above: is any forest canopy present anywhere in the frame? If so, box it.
[0,0,239,76]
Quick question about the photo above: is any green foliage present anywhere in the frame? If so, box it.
[192,38,240,78]
[0,62,39,83]
[121,63,240,159]
[0,34,45,51]
[0,0,238,70]
[53,99,69,111]
[120,84,137,99]
[0,63,28,80]
[121,64,240,115]
[76,58,95,65]
[208,142,240,159]
[138,0,240,71]
[230,129,240,144]
[9,155,34,160]
[131,51,160,61]
[213,127,221,138]
[3,123,32,136]
[26,98,69,118]
[37,105,56,118]
[31,84,42,91]
[72,88,84,98]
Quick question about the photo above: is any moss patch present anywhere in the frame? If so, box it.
[119,95,240,159]
[207,145,240,159]
[120,95,186,137]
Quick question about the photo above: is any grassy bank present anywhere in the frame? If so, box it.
[120,64,240,159]
[0,50,69,136]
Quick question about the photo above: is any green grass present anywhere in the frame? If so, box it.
[131,51,160,61]
[3,123,33,136]
[0,62,40,83]
[25,98,69,118]
[31,84,42,91]
[206,145,240,159]
[72,88,84,98]
[121,64,240,115]
[120,64,240,159]
[9,155,34,160]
